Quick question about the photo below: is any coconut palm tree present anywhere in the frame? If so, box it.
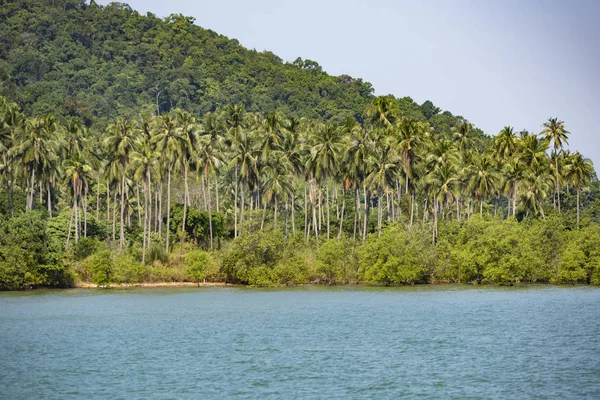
[310,123,342,239]
[152,113,184,253]
[63,155,93,249]
[14,115,59,210]
[131,136,159,264]
[175,109,199,233]
[541,118,569,212]
[493,126,517,160]
[105,117,137,250]
[468,152,499,215]
[521,162,551,218]
[367,96,396,128]
[365,139,399,236]
[195,135,224,249]
[566,151,595,227]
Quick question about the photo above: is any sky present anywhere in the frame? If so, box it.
[97,0,600,170]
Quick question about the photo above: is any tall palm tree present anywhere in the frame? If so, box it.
[493,126,517,160]
[541,118,569,212]
[228,129,259,236]
[367,96,396,128]
[468,153,499,215]
[105,117,137,250]
[131,136,159,264]
[63,155,93,249]
[0,100,24,216]
[521,162,551,218]
[152,113,184,253]
[566,151,595,227]
[365,139,399,236]
[310,123,342,239]
[175,109,199,232]
[14,115,58,210]
[195,135,224,249]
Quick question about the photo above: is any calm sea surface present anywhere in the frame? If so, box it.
[1,285,599,399]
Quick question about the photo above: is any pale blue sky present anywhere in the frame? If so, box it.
[98,0,600,169]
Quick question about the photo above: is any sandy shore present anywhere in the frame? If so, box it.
[75,281,233,289]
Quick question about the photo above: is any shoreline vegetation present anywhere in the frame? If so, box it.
[0,1,599,291]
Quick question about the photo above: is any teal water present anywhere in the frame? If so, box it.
[1,285,599,399]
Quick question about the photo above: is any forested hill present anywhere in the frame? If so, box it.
[0,0,474,133]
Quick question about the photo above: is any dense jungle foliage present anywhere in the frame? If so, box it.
[0,0,599,289]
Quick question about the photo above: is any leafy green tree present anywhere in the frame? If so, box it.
[184,250,209,286]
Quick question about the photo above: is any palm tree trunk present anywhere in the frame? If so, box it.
[513,185,517,218]
[234,168,238,237]
[84,183,88,238]
[284,199,288,238]
[207,173,213,250]
[158,182,163,237]
[377,187,382,237]
[273,195,278,231]
[166,162,171,254]
[410,192,415,227]
[291,193,295,235]
[480,198,483,215]
[106,179,110,222]
[29,168,36,210]
[47,182,52,217]
[183,160,189,232]
[142,180,147,265]
[355,188,361,238]
[112,187,117,242]
[338,190,346,240]
[136,183,141,227]
[555,155,560,213]
[326,173,330,239]
[120,174,125,250]
[66,202,74,250]
[215,177,220,213]
[577,184,580,228]
[147,168,152,259]
[96,175,100,221]
[304,180,308,238]
[363,185,368,240]
[74,186,79,244]
[396,179,401,219]
[261,199,267,230]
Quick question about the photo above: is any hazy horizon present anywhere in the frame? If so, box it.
[96,0,600,170]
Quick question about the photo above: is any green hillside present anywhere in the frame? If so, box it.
[0,0,478,134]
